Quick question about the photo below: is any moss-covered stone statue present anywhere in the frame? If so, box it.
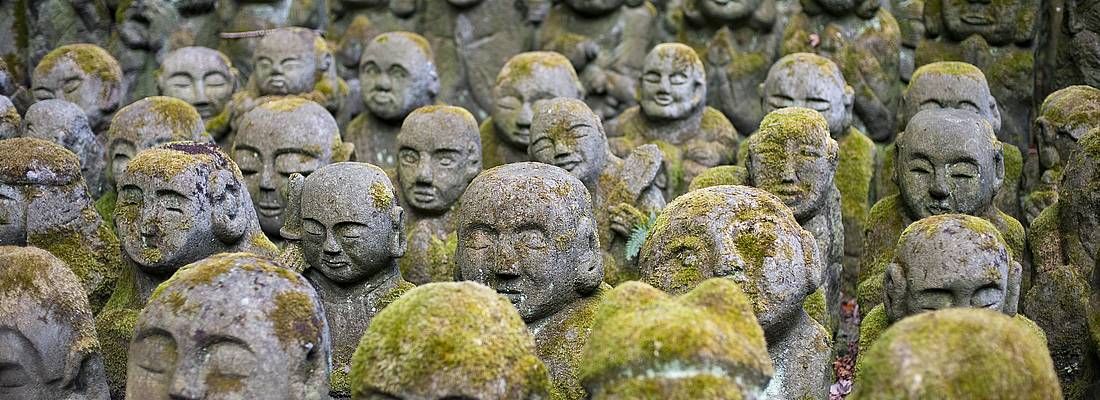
[157,46,239,149]
[24,0,111,70]
[395,106,481,284]
[328,0,421,48]
[232,98,353,243]
[96,141,277,396]
[349,281,552,399]
[606,43,738,200]
[21,99,106,198]
[278,161,414,396]
[0,246,110,399]
[126,252,331,399]
[1023,85,1100,225]
[31,44,123,137]
[455,162,608,399]
[1034,0,1100,114]
[580,279,774,399]
[345,31,439,167]
[859,109,1024,309]
[0,94,18,140]
[638,185,831,399]
[108,0,184,103]
[217,0,328,81]
[481,51,585,169]
[0,138,121,314]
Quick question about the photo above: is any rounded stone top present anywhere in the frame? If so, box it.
[902,108,998,146]
[910,61,986,83]
[649,43,704,71]
[1078,127,1100,160]
[497,51,580,86]
[243,98,341,145]
[1040,85,1100,129]
[751,107,834,151]
[459,162,592,218]
[304,162,397,210]
[0,137,82,185]
[34,44,122,84]
[24,99,89,128]
[652,184,791,226]
[108,96,208,143]
[125,141,237,182]
[853,308,1061,399]
[401,105,479,138]
[771,52,844,82]
[367,31,433,60]
[899,213,1006,252]
[349,281,550,399]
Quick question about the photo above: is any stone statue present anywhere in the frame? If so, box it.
[859,109,1024,309]
[96,141,277,396]
[915,0,1041,152]
[395,105,481,284]
[21,99,106,198]
[24,0,111,71]
[0,95,18,139]
[350,281,551,399]
[1035,0,1100,111]
[891,0,926,82]
[852,308,1061,399]
[31,44,123,137]
[216,0,328,81]
[537,0,655,120]
[0,138,122,314]
[279,161,414,395]
[173,0,221,48]
[108,0,184,103]
[529,98,664,284]
[232,98,353,242]
[1023,85,1100,225]
[157,46,239,149]
[781,0,901,143]
[345,32,439,167]
[0,246,110,400]
[455,162,607,399]
[607,43,738,199]
[480,52,585,169]
[126,252,330,399]
[638,185,831,399]
[580,279,774,398]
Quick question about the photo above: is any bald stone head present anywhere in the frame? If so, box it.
[763,53,854,139]
[1060,129,1100,227]
[127,253,330,399]
[22,99,106,197]
[748,107,839,221]
[106,96,210,187]
[902,62,1001,134]
[397,105,482,214]
[492,52,585,149]
[359,32,439,121]
[0,138,90,246]
[529,98,609,186]
[253,27,334,97]
[0,95,18,140]
[1035,85,1100,171]
[32,44,124,132]
[158,47,238,121]
[640,43,706,121]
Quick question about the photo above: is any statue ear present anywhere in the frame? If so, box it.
[843,84,855,126]
[988,96,1003,134]
[319,53,333,74]
[280,173,306,241]
[799,229,824,293]
[991,142,1005,191]
[210,170,248,244]
[293,323,331,400]
[575,217,604,295]
[1004,259,1022,315]
[390,206,407,258]
[757,82,765,103]
[884,262,907,322]
[62,352,109,398]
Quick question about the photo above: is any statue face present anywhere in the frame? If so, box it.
[116,170,217,274]
[893,234,1009,318]
[940,0,1023,44]
[0,320,78,398]
[397,116,479,214]
[493,66,583,149]
[529,100,608,185]
[117,0,179,49]
[253,36,318,96]
[904,72,1000,133]
[0,184,25,245]
[749,134,835,220]
[897,113,1001,220]
[699,0,762,22]
[159,49,235,120]
[360,36,437,121]
[32,58,113,131]
[764,60,851,138]
[1062,149,1100,215]
[640,47,704,121]
[564,0,626,14]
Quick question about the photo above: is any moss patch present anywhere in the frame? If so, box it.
[35,44,122,84]
[269,291,323,348]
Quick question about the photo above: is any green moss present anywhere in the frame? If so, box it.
[803,288,827,327]
[0,103,19,126]
[0,137,81,185]
[426,232,457,282]
[29,222,121,312]
[855,304,888,372]
[124,148,212,181]
[727,51,768,78]
[911,61,984,81]
[95,189,118,231]
[1040,86,1100,131]
[688,165,747,191]
[502,51,575,81]
[95,307,139,395]
[369,181,394,209]
[206,370,245,394]
[836,129,875,229]
[268,291,322,348]
[35,44,121,84]
[13,0,27,51]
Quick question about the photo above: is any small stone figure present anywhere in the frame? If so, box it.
[217,0,327,80]
[0,246,110,400]
[607,43,738,199]
[395,106,481,284]
[1023,85,1100,225]
[481,51,585,169]
[173,0,220,48]
[638,185,831,399]
[157,47,239,148]
[529,98,664,284]
[31,44,124,137]
[455,162,607,399]
[1035,0,1100,114]
[345,32,439,167]
[126,253,330,399]
[21,99,107,198]
[350,281,552,399]
[328,0,421,47]
[852,308,1061,399]
[580,279,774,398]
[108,0,184,103]
[24,0,111,70]
[0,95,18,139]
[232,98,353,242]
[279,162,414,395]
[537,0,655,120]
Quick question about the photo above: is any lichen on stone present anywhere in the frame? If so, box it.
[35,44,122,84]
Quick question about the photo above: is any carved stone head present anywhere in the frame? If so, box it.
[397,106,482,214]
[252,28,333,97]
[1060,129,1100,229]
[106,96,210,188]
[0,138,93,246]
[0,246,109,399]
[350,281,551,399]
[32,44,124,132]
[529,98,609,187]
[455,162,602,323]
[492,52,585,150]
[563,0,626,16]
[0,96,18,140]
[359,32,439,121]
[747,107,839,221]
[157,47,238,121]
[896,108,1004,221]
[1035,86,1100,171]
[763,53,854,138]
[233,98,352,239]
[902,62,1001,133]
[127,253,330,399]
[640,43,706,121]
[926,0,1040,46]
[116,0,181,50]
[21,99,106,197]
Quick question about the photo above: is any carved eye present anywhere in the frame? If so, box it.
[908,161,932,175]
[948,162,979,179]
[398,149,419,166]
[62,77,82,93]
[670,73,688,85]
[972,285,1003,309]
[436,154,457,167]
[204,73,228,88]
[643,72,660,84]
[497,96,521,110]
[957,100,980,114]
[33,88,54,100]
[132,334,177,374]
[362,62,381,75]
[464,229,492,250]
[517,229,547,250]
[0,363,30,388]
[303,220,323,236]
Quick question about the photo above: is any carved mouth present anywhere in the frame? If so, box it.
[926,204,952,215]
[653,94,675,106]
[411,188,437,204]
[266,77,286,89]
[257,203,283,217]
[370,92,394,104]
[556,159,580,172]
[710,0,733,5]
[322,259,350,270]
[960,13,993,25]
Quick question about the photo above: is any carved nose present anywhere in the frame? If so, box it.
[929,170,950,199]
[167,361,205,400]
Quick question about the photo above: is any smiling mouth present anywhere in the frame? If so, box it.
[653,94,674,106]
[556,160,580,171]
[322,259,349,269]
[266,78,287,89]
[257,203,283,217]
[370,92,394,104]
[411,188,436,203]
[960,13,992,25]
[711,0,733,5]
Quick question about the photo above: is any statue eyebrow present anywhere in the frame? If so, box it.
[201,334,254,354]
[568,123,591,131]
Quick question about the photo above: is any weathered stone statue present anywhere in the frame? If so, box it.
[607,43,738,199]
[455,162,607,399]
[21,99,106,198]
[395,106,481,284]
[0,95,18,139]
[915,0,1041,152]
[481,52,585,169]
[0,246,110,400]
[852,308,1061,399]
[580,279,774,398]
[24,0,111,70]
[1035,0,1100,110]
[31,44,123,137]
[529,98,664,284]
[279,162,414,395]
[0,138,121,314]
[96,141,277,396]
[860,109,1024,309]
[232,98,353,242]
[345,32,439,167]
[173,0,220,48]
[157,46,239,149]
[537,0,655,120]
[350,281,551,399]
[781,0,901,143]
[638,185,830,399]
[217,0,328,81]
[328,0,421,47]
[1023,85,1100,225]
[126,252,330,399]
[108,0,183,103]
